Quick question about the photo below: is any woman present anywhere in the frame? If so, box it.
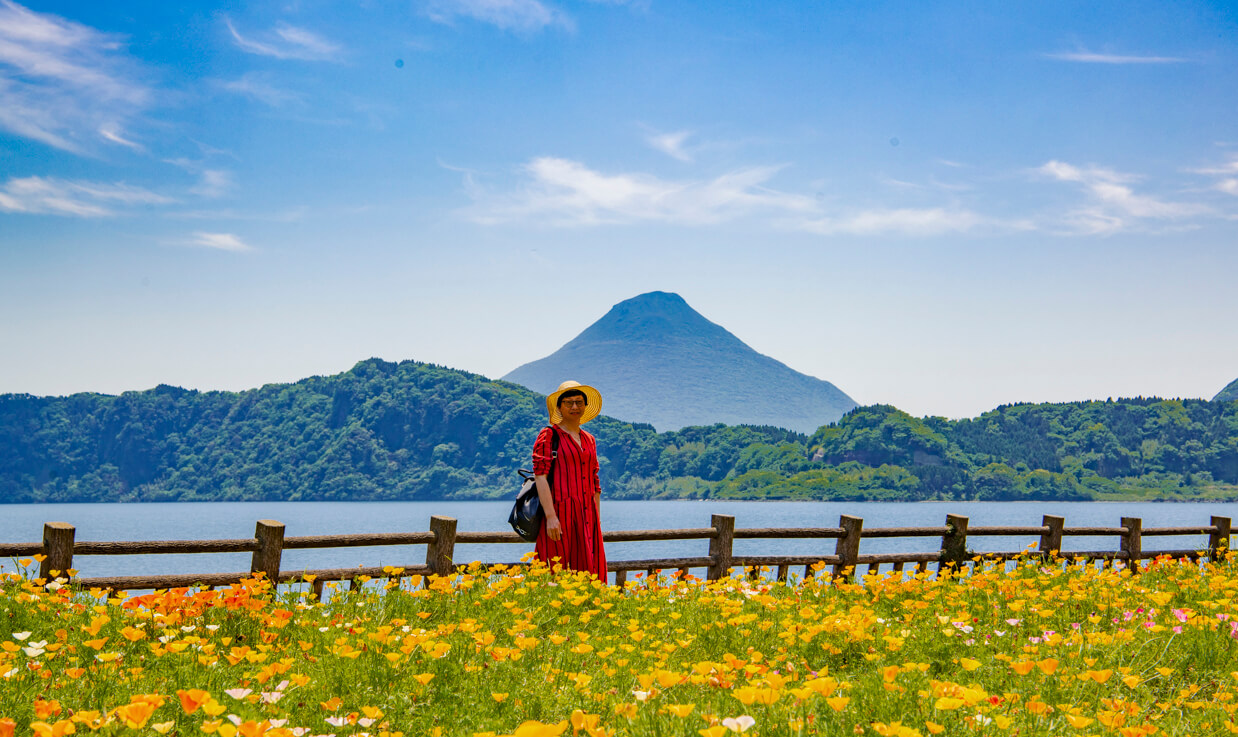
[532,380,607,580]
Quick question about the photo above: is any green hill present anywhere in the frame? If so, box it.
[0,360,798,503]
[502,291,857,433]
[3,359,1238,503]
[1216,378,1238,403]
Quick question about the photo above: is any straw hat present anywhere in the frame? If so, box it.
[546,380,603,425]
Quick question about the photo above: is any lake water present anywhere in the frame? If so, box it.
[4,500,1236,583]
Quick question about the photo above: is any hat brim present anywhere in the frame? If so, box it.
[546,384,603,425]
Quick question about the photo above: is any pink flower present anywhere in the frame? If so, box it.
[1172,609,1189,623]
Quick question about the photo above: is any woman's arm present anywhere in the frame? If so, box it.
[531,428,561,541]
[534,475,561,541]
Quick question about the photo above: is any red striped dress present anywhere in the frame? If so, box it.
[532,425,607,580]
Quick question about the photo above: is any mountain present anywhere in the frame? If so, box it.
[502,291,857,433]
[1216,378,1238,403]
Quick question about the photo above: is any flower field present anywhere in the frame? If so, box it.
[3,552,1238,737]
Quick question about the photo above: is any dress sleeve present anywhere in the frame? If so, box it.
[532,427,554,476]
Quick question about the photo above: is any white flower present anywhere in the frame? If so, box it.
[325,716,347,727]
[224,688,252,700]
[633,690,652,702]
[11,632,31,641]
[722,715,756,732]
[261,691,285,704]
[228,715,243,726]
[23,646,46,657]
[205,625,220,632]
[2,668,18,679]
[357,718,376,727]
[181,626,197,632]
[268,719,288,728]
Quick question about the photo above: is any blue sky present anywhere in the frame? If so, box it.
[2,0,1237,420]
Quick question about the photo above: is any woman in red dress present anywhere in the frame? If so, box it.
[532,380,607,580]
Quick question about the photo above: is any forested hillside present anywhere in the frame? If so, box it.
[3,359,1237,502]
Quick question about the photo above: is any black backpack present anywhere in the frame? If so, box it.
[508,427,559,542]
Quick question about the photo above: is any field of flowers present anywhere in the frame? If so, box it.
[2,552,1238,737]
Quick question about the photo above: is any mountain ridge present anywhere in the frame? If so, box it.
[503,291,857,433]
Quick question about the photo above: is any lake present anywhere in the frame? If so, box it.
[4,500,1236,583]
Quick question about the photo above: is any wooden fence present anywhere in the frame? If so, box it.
[2,513,1232,597]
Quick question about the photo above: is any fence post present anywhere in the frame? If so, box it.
[1120,517,1142,573]
[40,522,75,582]
[1210,516,1232,562]
[707,514,735,581]
[833,515,863,581]
[426,516,458,576]
[1039,515,1064,561]
[251,520,285,584]
[939,514,969,575]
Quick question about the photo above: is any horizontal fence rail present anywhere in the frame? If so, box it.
[3,513,1231,596]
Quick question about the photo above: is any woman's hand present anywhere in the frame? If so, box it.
[545,514,562,541]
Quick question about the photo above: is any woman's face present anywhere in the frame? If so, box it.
[558,394,587,423]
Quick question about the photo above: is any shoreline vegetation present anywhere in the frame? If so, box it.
[3,359,1237,505]
[3,553,1238,735]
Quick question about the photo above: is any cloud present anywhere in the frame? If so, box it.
[190,170,233,198]
[219,73,302,107]
[1193,155,1238,176]
[99,123,143,151]
[1038,160,1209,234]
[424,0,574,33]
[0,175,173,216]
[0,1,149,152]
[646,129,694,162]
[187,232,253,252]
[1191,155,1238,196]
[225,18,341,61]
[1043,50,1187,64]
[800,208,983,236]
[465,157,817,226]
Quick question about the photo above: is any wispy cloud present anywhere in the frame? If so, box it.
[0,0,149,152]
[424,0,574,33]
[645,129,694,162]
[218,73,302,107]
[189,170,233,198]
[464,157,816,226]
[1191,155,1238,197]
[0,175,173,217]
[99,123,143,151]
[799,208,984,236]
[1043,50,1187,64]
[186,231,253,252]
[1039,160,1208,234]
[225,18,342,61]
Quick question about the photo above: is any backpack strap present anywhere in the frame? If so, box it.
[549,426,560,467]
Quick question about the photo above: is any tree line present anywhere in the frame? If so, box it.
[2,359,1236,503]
